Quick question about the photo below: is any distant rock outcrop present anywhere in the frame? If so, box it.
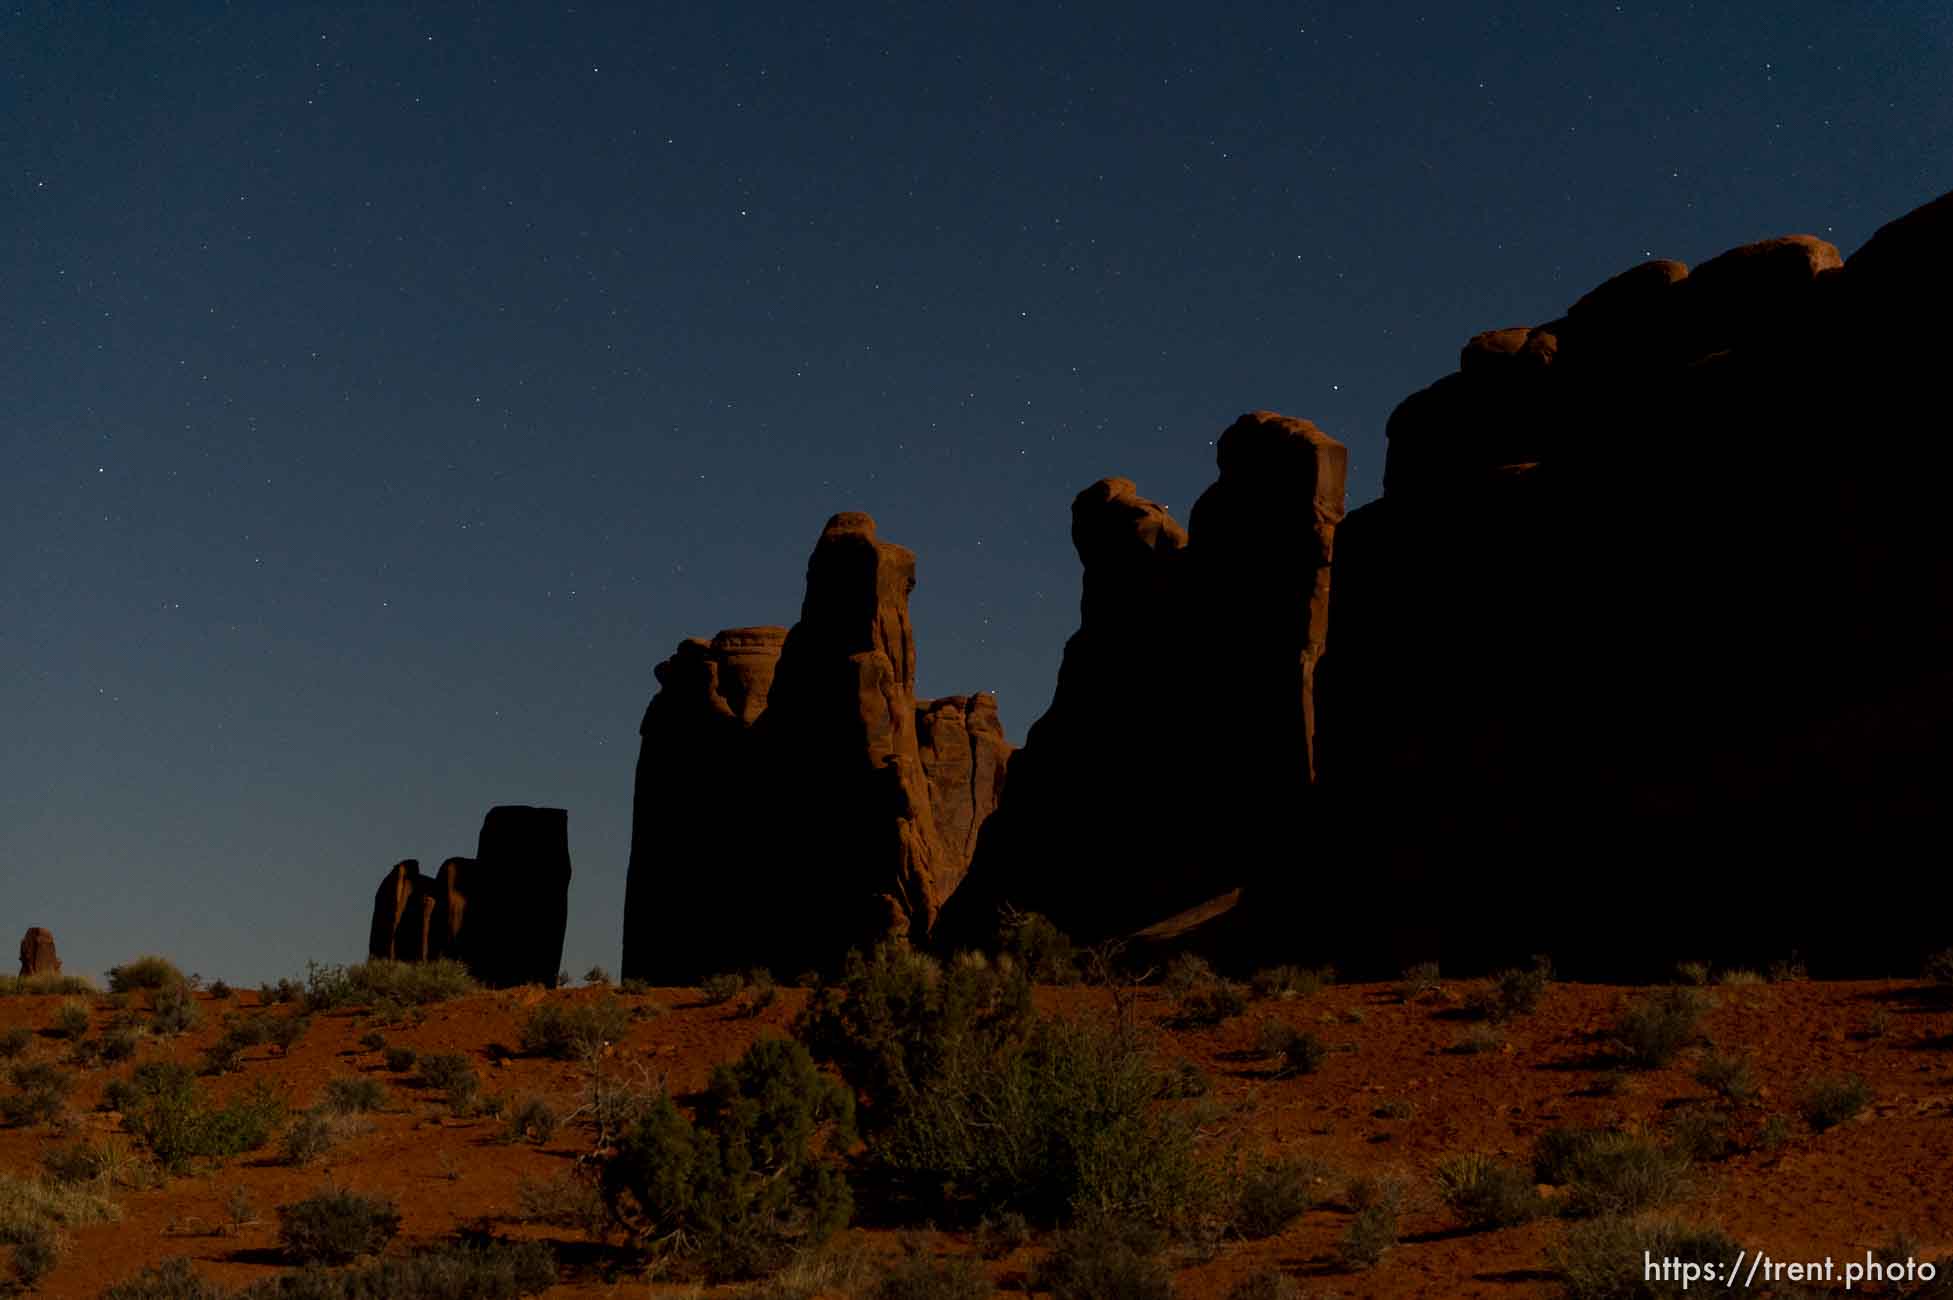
[1307,189,1953,977]
[621,514,1010,983]
[937,412,1346,950]
[365,806,572,988]
[17,928,60,978]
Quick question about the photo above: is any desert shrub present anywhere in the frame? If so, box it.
[101,1256,227,1299]
[208,980,233,1000]
[1692,1050,1757,1104]
[276,1188,401,1264]
[416,1052,474,1093]
[1756,1114,1792,1151]
[1337,1176,1404,1270]
[1435,1153,1545,1229]
[1465,961,1552,1022]
[868,1251,995,1300]
[1172,977,1248,1028]
[107,1243,555,1300]
[1673,960,1711,985]
[108,956,186,993]
[0,1171,120,1291]
[1162,953,1214,998]
[1610,987,1709,1068]
[736,968,780,1018]
[356,1031,387,1053]
[1715,968,1764,987]
[382,1046,417,1073]
[100,1026,140,1063]
[260,977,304,1005]
[518,996,630,1059]
[1250,965,1333,1000]
[600,1036,854,1279]
[39,1137,146,1192]
[1800,1074,1872,1132]
[280,1110,347,1167]
[1534,1126,1690,1217]
[201,1038,246,1076]
[699,971,746,1005]
[1233,1156,1326,1239]
[1034,1214,1173,1300]
[0,1028,29,1059]
[974,1209,1034,1257]
[516,1171,608,1234]
[318,1076,388,1115]
[0,972,97,997]
[148,983,201,1036]
[2,1060,74,1126]
[120,1063,284,1173]
[1766,955,1808,983]
[504,1095,558,1144]
[51,999,92,1040]
[1256,1021,1327,1077]
[300,959,477,1010]
[1551,1215,1743,1300]
[998,909,1079,985]
[1225,1273,1301,1300]
[1396,961,1442,1000]
[267,1014,311,1053]
[1663,1106,1740,1164]
[6,1223,58,1290]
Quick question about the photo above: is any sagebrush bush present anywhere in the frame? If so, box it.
[52,999,92,1040]
[1551,1215,1742,1300]
[382,1046,417,1073]
[868,1251,995,1300]
[1692,1050,1757,1104]
[997,909,1079,985]
[108,956,186,993]
[601,1036,854,1279]
[301,959,477,1010]
[1663,1105,1740,1164]
[1435,1153,1544,1229]
[1610,987,1709,1068]
[1337,1176,1404,1270]
[1034,1215,1173,1300]
[1465,961,1552,1023]
[504,1095,559,1144]
[276,1188,401,1264]
[1396,961,1442,1000]
[516,1171,608,1235]
[1800,1074,1872,1132]
[1256,1021,1327,1077]
[518,996,631,1059]
[1533,1126,1690,1217]
[101,1027,140,1063]
[1,1171,120,1291]
[0,1028,30,1059]
[1172,977,1248,1028]
[149,983,202,1036]
[1233,1156,1326,1239]
[318,1076,388,1115]
[416,1052,474,1092]
[699,971,747,1005]
[2,1060,75,1127]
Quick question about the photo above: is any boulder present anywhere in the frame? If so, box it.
[17,927,59,978]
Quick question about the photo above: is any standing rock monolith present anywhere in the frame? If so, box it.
[17,928,60,978]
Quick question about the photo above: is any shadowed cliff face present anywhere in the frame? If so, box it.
[620,514,1010,984]
[1306,190,1953,978]
[936,412,1347,952]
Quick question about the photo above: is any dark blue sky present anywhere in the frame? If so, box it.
[5,3,1947,983]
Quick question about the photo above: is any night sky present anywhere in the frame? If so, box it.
[5,3,1948,985]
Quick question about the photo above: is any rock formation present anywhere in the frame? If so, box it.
[1307,189,1953,977]
[364,806,572,988]
[937,411,1346,950]
[621,514,1010,984]
[17,927,60,978]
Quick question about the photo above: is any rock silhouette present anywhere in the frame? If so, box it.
[1305,188,1953,977]
[17,928,60,978]
[937,412,1346,950]
[621,513,1009,983]
[365,806,572,987]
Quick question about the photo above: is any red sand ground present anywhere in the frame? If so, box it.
[3,975,1950,1298]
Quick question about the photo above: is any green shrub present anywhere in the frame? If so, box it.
[301,959,477,1010]
[1034,1215,1173,1300]
[7,1223,59,1290]
[1256,1021,1327,1077]
[1551,1215,1743,1300]
[600,1036,854,1279]
[356,1031,387,1053]
[150,983,202,1036]
[318,1076,388,1115]
[100,1026,140,1063]
[266,1013,311,1054]
[108,956,186,993]
[51,999,92,1040]
[515,1171,608,1234]
[1233,1156,1326,1239]
[119,1064,284,1173]
[1692,1050,1757,1104]
[416,1052,474,1092]
[517,997,630,1059]
[382,1046,417,1073]
[998,909,1079,985]
[275,1188,402,1264]
[1465,961,1552,1023]
[101,1256,226,1299]
[868,1251,995,1300]
[208,981,233,1000]
[2,1060,74,1126]
[0,1028,30,1059]
[1715,968,1763,987]
[1337,1176,1403,1270]
[281,1109,349,1167]
[1662,1106,1740,1164]
[1674,960,1711,986]
[1610,988,1709,1068]
[973,1209,1034,1257]
[1172,977,1248,1027]
[699,971,747,1005]
[260,977,304,1005]
[1396,961,1442,1000]
[504,1095,559,1144]
[1,1171,121,1291]
[1435,1153,1544,1229]
[1800,1074,1872,1132]
[1534,1126,1690,1217]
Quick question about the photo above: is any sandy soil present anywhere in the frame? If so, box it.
[3,973,1949,1298]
